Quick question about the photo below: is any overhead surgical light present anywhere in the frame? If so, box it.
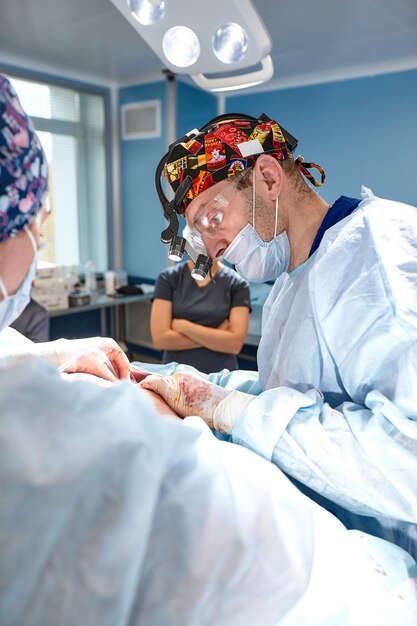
[212,23,248,64]
[128,0,165,26]
[110,0,274,91]
[162,26,201,68]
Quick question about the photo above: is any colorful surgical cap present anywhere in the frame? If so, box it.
[0,75,48,243]
[163,113,325,213]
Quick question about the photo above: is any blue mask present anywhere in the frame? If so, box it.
[0,227,39,332]
[223,223,290,283]
[223,170,290,283]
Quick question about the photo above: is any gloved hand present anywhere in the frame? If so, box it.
[53,337,131,382]
[60,371,114,387]
[129,363,154,383]
[139,372,253,432]
[140,388,181,419]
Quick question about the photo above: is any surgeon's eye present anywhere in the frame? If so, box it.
[194,192,229,237]
[210,209,223,225]
[202,209,223,234]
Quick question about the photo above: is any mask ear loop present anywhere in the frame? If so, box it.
[274,197,279,237]
[24,225,38,257]
[252,168,256,229]
[253,168,279,239]
[0,276,8,300]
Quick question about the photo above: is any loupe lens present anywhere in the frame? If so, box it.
[191,254,211,281]
[168,236,186,261]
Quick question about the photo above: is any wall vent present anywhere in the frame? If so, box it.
[121,99,161,140]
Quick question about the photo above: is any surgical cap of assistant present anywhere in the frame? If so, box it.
[163,113,325,214]
[0,75,48,243]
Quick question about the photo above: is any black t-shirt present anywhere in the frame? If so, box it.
[153,262,250,373]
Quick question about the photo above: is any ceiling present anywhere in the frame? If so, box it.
[0,0,416,93]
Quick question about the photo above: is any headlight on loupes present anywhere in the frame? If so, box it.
[155,143,213,280]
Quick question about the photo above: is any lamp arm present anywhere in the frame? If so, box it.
[191,55,273,92]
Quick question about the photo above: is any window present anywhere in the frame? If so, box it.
[7,75,109,273]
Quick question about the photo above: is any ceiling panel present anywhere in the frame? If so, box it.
[0,0,415,90]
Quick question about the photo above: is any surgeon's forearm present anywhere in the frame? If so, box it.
[6,338,61,367]
[30,338,90,368]
[61,371,114,387]
[23,338,103,369]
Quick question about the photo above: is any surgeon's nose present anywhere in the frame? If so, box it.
[205,238,230,260]
[204,240,220,260]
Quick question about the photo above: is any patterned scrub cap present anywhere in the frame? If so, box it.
[163,113,325,214]
[0,75,48,243]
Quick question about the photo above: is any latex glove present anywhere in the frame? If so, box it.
[55,337,130,382]
[60,372,114,388]
[129,363,154,383]
[139,372,252,432]
[140,388,181,420]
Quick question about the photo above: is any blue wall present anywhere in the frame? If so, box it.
[119,80,216,280]
[226,69,417,207]
[119,81,168,280]
[177,82,217,137]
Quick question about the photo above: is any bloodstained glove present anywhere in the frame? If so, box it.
[139,372,252,433]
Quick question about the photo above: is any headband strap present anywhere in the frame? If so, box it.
[294,156,326,187]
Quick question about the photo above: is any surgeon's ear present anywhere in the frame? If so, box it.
[254,155,283,199]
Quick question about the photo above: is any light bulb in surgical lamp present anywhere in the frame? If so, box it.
[212,23,248,64]
[162,26,201,68]
[128,0,165,26]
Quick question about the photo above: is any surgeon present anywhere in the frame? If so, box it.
[140,112,417,544]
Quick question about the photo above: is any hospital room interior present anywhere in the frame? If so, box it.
[0,0,415,364]
[1,0,417,625]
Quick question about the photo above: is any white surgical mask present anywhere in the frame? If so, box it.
[223,170,290,283]
[0,226,39,332]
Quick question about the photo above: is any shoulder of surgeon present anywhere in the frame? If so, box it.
[318,195,417,258]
